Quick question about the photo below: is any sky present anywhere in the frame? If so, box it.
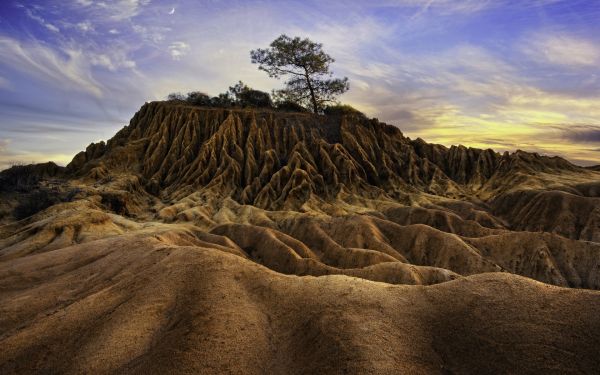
[0,0,599,169]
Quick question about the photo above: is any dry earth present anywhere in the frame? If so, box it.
[1,102,600,374]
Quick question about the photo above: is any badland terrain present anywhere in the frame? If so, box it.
[2,101,600,374]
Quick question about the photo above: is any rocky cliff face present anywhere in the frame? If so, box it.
[67,101,584,209]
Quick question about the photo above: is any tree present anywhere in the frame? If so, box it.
[228,81,249,100]
[185,91,211,106]
[228,81,273,108]
[210,92,234,107]
[167,92,185,101]
[250,35,349,113]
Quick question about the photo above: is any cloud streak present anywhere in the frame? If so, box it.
[559,125,600,143]
[21,6,61,33]
[0,36,104,97]
[522,33,600,67]
[75,0,151,21]
[168,41,190,60]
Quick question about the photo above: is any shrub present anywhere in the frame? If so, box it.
[228,81,248,100]
[0,168,39,192]
[229,81,273,108]
[210,93,235,107]
[323,104,366,118]
[13,189,61,220]
[275,100,308,113]
[65,188,83,202]
[167,83,276,109]
[238,89,273,108]
[186,91,212,106]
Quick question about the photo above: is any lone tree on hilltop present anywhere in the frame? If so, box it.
[250,35,349,113]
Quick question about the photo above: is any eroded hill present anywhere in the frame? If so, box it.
[1,101,600,374]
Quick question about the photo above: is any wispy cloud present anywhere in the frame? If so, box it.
[0,36,104,97]
[89,51,136,71]
[368,0,565,16]
[522,33,600,67]
[76,20,94,32]
[557,124,600,143]
[131,24,170,44]
[76,0,151,21]
[21,6,61,33]
[406,0,492,18]
[168,41,190,60]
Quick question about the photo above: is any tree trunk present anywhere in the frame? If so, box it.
[304,72,319,113]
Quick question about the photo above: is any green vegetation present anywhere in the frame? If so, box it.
[228,81,273,108]
[166,81,272,109]
[166,84,365,119]
[251,35,349,114]
[274,100,309,113]
[323,104,366,118]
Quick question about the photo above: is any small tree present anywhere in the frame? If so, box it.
[250,35,349,113]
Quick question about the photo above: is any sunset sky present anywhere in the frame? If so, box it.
[0,0,599,169]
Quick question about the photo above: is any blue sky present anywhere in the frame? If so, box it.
[1,0,599,169]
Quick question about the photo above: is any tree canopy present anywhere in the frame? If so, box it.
[250,35,349,113]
